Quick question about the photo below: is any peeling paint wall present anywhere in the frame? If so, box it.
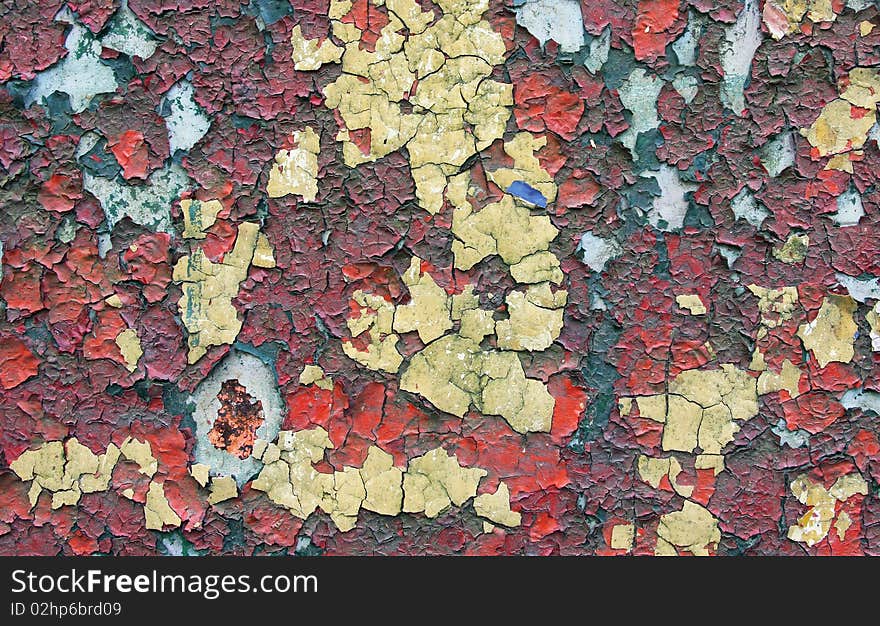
[3,0,880,557]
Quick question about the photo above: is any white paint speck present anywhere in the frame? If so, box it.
[731,188,770,228]
[516,0,586,53]
[760,130,796,177]
[100,0,157,60]
[162,80,211,154]
[836,273,880,303]
[577,232,622,272]
[720,0,763,115]
[644,165,697,231]
[832,186,864,226]
[27,8,118,113]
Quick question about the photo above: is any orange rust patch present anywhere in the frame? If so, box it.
[208,379,265,459]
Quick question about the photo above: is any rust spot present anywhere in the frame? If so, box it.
[208,379,265,459]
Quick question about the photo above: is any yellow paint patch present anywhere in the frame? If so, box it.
[624,365,758,454]
[787,472,867,547]
[452,195,558,271]
[343,290,403,373]
[251,426,517,532]
[495,283,567,352]
[486,133,558,205]
[676,293,707,315]
[173,222,276,363]
[289,24,343,70]
[757,359,802,398]
[764,0,839,39]
[145,481,182,530]
[266,127,320,202]
[299,364,333,390]
[114,328,142,372]
[403,448,487,518]
[772,233,809,264]
[473,483,521,527]
[393,257,453,343]
[610,524,635,551]
[748,285,799,328]
[294,0,512,214]
[9,438,171,531]
[797,295,857,368]
[400,334,555,433]
[803,68,880,159]
[656,501,721,556]
[181,199,223,239]
[189,463,210,487]
[207,475,238,505]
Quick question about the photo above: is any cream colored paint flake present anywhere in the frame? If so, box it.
[393,257,453,343]
[772,233,809,264]
[509,251,564,285]
[297,0,512,214]
[119,436,157,476]
[611,524,635,551]
[105,294,123,308]
[486,133,558,205]
[676,294,707,315]
[656,501,721,556]
[868,303,880,351]
[207,475,238,504]
[787,472,867,547]
[624,365,758,455]
[400,334,555,433]
[797,295,857,368]
[835,510,853,541]
[10,437,181,528]
[290,24,342,70]
[266,127,320,202]
[662,396,704,451]
[748,285,799,328]
[115,328,142,372]
[145,481,182,530]
[695,454,725,475]
[299,365,334,390]
[250,426,517,532]
[343,290,403,373]
[764,0,839,39]
[253,234,276,269]
[637,455,692,497]
[635,394,667,423]
[495,283,567,351]
[802,68,880,158]
[190,463,210,487]
[452,195,558,270]
[360,447,404,516]
[403,448,486,518]
[473,483,521,527]
[181,199,222,239]
[757,359,802,398]
[401,334,482,417]
[173,222,276,363]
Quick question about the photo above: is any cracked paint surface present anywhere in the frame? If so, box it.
[4,0,880,557]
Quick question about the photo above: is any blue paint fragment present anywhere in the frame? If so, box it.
[507,180,547,208]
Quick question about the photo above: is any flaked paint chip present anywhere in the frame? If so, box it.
[267,127,321,202]
[676,294,707,315]
[162,81,211,154]
[26,10,118,113]
[797,295,857,368]
[173,222,275,362]
[515,0,586,53]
